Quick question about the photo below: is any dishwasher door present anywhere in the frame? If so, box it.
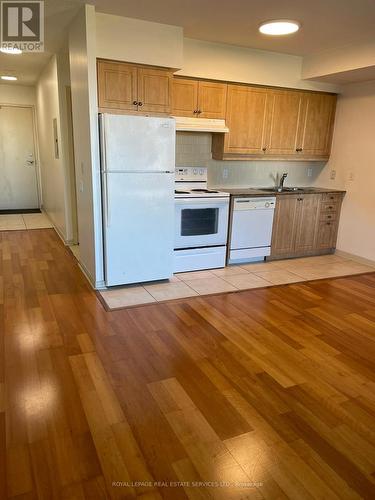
[230,197,276,262]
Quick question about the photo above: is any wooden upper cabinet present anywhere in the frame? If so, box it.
[97,60,138,111]
[223,85,269,155]
[265,90,304,155]
[172,78,198,117]
[298,93,337,157]
[137,67,172,114]
[171,78,227,119]
[97,59,172,115]
[198,81,227,119]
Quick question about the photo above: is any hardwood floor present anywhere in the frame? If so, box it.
[1,229,375,499]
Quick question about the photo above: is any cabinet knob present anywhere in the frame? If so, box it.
[262,147,267,152]
[133,101,138,106]
[193,110,198,114]
[197,110,202,114]
[327,222,331,226]
[296,148,303,152]
[138,102,143,106]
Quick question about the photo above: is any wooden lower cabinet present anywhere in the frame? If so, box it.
[294,194,321,253]
[270,192,344,259]
[270,195,300,257]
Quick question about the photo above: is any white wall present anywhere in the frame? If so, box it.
[0,84,35,105]
[313,81,375,261]
[303,40,375,80]
[96,13,183,68]
[178,38,340,93]
[36,55,69,239]
[69,5,103,287]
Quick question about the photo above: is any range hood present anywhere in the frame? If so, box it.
[173,116,229,133]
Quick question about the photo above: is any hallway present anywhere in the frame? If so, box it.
[1,229,375,499]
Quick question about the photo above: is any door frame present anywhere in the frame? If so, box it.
[0,102,42,209]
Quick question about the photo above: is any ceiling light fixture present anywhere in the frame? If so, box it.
[0,47,22,54]
[259,20,300,36]
[1,75,18,81]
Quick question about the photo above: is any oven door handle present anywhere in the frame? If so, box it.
[175,197,229,206]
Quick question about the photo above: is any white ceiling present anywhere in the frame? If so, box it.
[91,0,375,56]
[1,0,375,85]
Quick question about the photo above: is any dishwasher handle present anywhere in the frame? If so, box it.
[233,197,276,211]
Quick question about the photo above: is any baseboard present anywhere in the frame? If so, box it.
[0,208,41,214]
[335,250,375,268]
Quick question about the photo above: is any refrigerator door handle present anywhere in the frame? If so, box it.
[102,173,110,227]
[100,115,111,227]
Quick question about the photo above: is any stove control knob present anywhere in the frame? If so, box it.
[199,169,204,175]
[193,169,198,175]
[265,202,270,208]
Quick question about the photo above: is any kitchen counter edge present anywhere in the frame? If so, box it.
[222,187,346,197]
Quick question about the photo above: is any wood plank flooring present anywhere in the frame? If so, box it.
[1,228,375,499]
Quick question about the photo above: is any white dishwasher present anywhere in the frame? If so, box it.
[229,197,276,263]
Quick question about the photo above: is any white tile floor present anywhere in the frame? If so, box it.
[99,254,375,310]
[0,212,53,231]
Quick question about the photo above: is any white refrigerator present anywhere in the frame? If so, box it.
[99,114,175,286]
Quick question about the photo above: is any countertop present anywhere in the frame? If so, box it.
[222,187,346,197]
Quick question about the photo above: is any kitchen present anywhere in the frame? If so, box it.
[96,57,353,307]
[1,2,375,499]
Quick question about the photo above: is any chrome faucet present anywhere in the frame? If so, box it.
[278,172,288,191]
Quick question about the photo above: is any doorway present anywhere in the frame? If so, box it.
[0,105,40,212]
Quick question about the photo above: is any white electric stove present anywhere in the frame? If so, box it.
[174,167,230,273]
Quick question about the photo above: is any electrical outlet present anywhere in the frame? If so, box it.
[330,169,336,180]
[348,171,355,181]
[307,167,313,178]
[223,167,229,180]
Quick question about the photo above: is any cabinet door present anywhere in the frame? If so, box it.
[271,195,299,257]
[172,78,198,117]
[97,60,138,111]
[198,81,227,119]
[137,67,172,114]
[294,194,320,253]
[298,93,336,157]
[265,90,304,155]
[316,221,339,250]
[224,85,270,154]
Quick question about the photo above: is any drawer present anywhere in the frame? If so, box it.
[321,193,343,202]
[320,212,337,222]
[320,200,340,212]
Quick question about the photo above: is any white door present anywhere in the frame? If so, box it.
[0,106,39,210]
[174,197,229,249]
[100,114,175,172]
[103,172,174,286]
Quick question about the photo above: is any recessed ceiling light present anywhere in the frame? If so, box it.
[1,75,18,81]
[0,47,22,54]
[259,20,300,36]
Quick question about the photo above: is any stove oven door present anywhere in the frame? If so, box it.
[175,197,229,249]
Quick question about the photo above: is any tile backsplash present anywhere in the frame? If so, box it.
[176,132,326,189]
